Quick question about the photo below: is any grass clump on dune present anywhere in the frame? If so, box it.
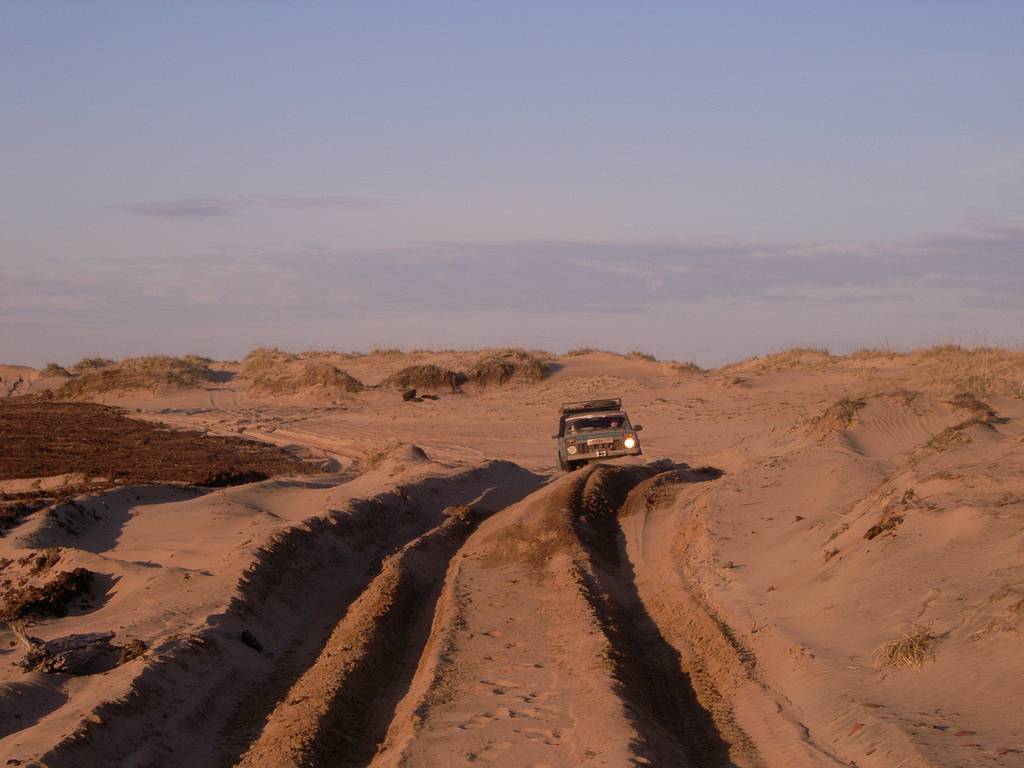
[382,364,467,392]
[466,348,550,387]
[294,361,363,392]
[627,350,658,362]
[721,346,834,373]
[910,344,1024,396]
[39,363,70,378]
[872,626,937,670]
[670,360,706,375]
[241,348,362,394]
[68,357,115,372]
[59,355,216,396]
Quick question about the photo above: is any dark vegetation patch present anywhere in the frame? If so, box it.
[19,546,61,575]
[382,365,467,392]
[949,392,999,423]
[627,350,658,362]
[69,357,115,372]
[40,363,71,378]
[670,360,706,375]
[0,401,315,525]
[465,349,549,387]
[0,568,94,621]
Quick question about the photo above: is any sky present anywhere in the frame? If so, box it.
[2,1,1022,367]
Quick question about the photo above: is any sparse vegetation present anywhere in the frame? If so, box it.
[627,350,658,362]
[670,360,706,375]
[849,347,904,361]
[949,392,998,422]
[564,347,602,357]
[0,568,94,621]
[811,396,866,437]
[911,344,1024,396]
[466,349,549,387]
[873,626,937,669]
[382,364,466,392]
[58,355,216,395]
[40,363,70,378]
[720,346,833,373]
[240,348,363,395]
[68,357,115,372]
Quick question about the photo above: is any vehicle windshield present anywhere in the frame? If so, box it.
[565,414,630,434]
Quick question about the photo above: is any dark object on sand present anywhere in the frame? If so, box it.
[402,389,419,402]
[240,629,264,651]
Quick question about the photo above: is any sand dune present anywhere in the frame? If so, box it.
[1,347,1022,766]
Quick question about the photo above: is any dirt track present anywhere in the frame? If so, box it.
[23,458,757,768]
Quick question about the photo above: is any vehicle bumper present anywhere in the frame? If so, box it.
[565,447,642,462]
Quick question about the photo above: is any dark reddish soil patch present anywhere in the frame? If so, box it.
[0,401,316,516]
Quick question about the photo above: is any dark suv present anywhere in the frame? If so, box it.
[554,398,643,471]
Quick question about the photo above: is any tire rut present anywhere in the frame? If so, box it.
[237,506,486,768]
[569,463,734,767]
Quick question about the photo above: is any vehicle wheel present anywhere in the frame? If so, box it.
[557,454,568,472]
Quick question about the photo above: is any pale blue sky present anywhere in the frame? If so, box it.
[2,1,1022,366]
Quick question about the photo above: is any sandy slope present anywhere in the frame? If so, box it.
[1,349,1022,767]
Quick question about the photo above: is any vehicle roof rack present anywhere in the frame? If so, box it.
[560,398,622,415]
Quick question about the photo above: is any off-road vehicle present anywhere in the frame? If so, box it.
[553,398,643,471]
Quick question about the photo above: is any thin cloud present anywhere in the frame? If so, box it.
[107,195,379,221]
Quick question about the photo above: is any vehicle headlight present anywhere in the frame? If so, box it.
[623,437,636,449]
[566,445,578,455]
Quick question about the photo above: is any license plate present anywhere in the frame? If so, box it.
[595,450,608,457]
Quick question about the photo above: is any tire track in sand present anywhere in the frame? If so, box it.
[370,461,740,768]
[237,505,487,768]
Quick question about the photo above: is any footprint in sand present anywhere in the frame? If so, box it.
[475,739,513,763]
[458,711,497,730]
[518,726,562,746]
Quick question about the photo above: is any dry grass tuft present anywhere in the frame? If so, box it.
[627,350,658,362]
[40,363,70,378]
[810,396,866,437]
[848,347,906,361]
[670,360,706,375]
[564,347,602,357]
[910,344,1024,396]
[466,348,550,387]
[294,361,363,392]
[241,348,362,394]
[382,364,467,392]
[949,392,998,422]
[872,626,937,669]
[58,356,216,396]
[720,346,833,373]
[68,357,115,372]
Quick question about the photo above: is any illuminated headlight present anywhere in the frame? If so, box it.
[566,445,578,455]
[623,437,637,449]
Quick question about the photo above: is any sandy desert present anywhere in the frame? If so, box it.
[0,345,1021,767]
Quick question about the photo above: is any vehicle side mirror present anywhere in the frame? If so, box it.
[633,424,644,432]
